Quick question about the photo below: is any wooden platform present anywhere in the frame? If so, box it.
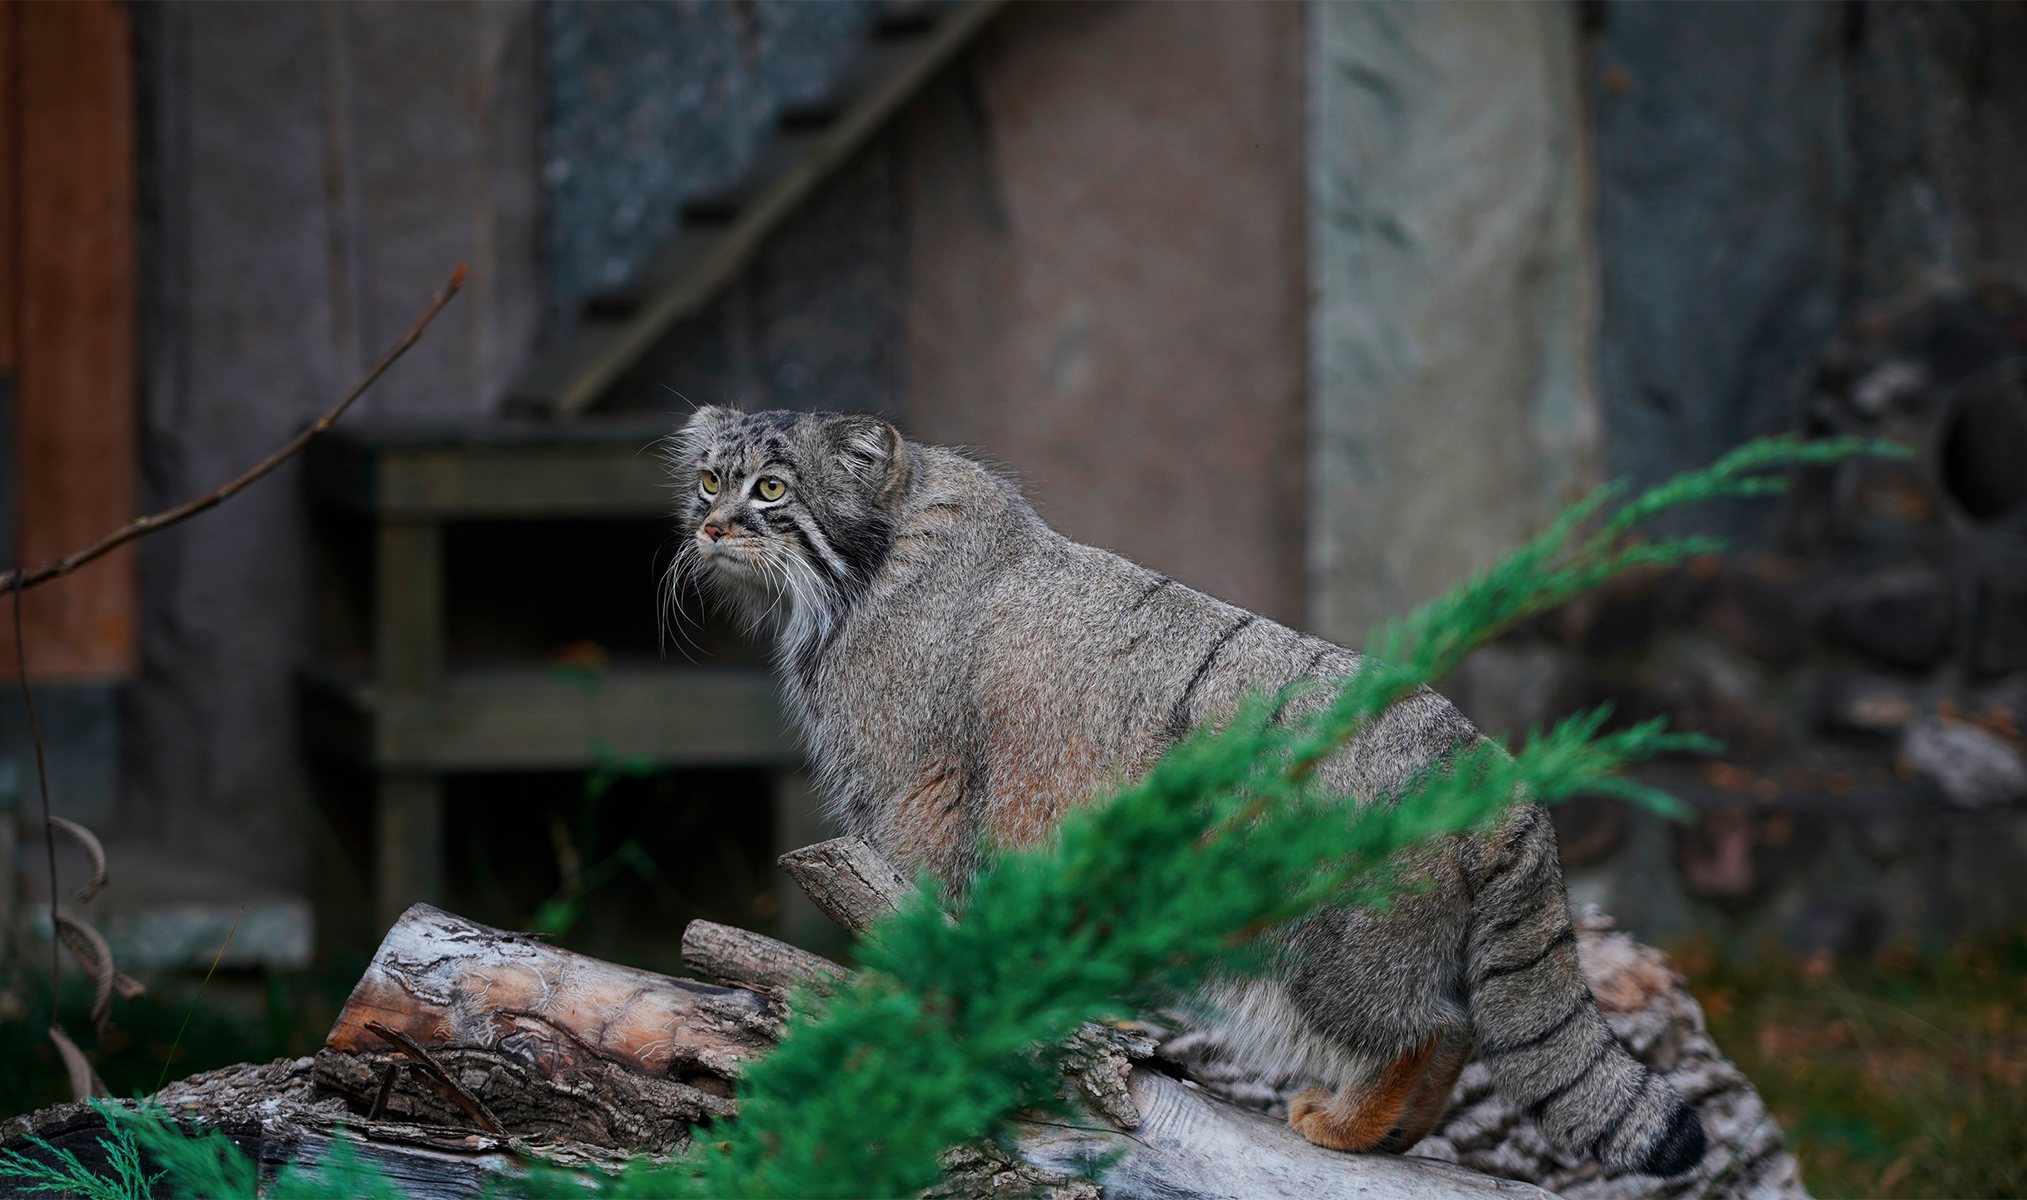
[301,420,806,934]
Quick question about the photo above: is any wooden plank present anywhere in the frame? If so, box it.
[508,0,1007,418]
[374,522,443,692]
[300,667,795,773]
[0,0,137,680]
[373,444,672,518]
[305,427,678,519]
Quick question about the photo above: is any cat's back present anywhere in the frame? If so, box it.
[850,445,1371,855]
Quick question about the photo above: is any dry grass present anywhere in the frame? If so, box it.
[1680,936,2027,1198]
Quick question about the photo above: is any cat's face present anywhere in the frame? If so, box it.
[668,407,909,629]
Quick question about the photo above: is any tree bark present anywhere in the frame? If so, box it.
[776,836,916,932]
[311,903,774,1151]
[681,918,850,994]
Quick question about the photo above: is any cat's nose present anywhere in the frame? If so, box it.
[701,520,727,541]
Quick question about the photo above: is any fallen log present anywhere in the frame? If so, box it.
[312,904,776,1150]
[2,836,1793,1199]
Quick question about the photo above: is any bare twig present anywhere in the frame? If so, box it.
[681,918,852,994]
[776,836,915,933]
[368,1062,401,1123]
[364,1019,506,1134]
[0,262,466,594]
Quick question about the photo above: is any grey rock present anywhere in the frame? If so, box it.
[1900,717,2027,808]
[1811,671,1922,736]
[1818,565,1956,669]
[1700,564,1806,667]
[1850,359,1931,416]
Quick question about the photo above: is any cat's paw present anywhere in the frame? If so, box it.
[1289,1086,1389,1153]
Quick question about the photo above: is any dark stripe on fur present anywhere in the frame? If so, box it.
[1269,646,1332,723]
[1472,807,1549,891]
[813,504,897,589]
[1476,924,1576,985]
[1474,838,1558,930]
[1477,998,1587,1060]
[1130,576,1173,610]
[1643,1104,1707,1175]
[1528,1038,1616,1120]
[1589,1070,1651,1158]
[1166,615,1257,739]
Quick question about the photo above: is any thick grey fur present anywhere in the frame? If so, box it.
[665,408,1706,1178]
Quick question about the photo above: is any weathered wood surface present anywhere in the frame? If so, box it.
[1020,1069,1551,1200]
[314,903,774,1150]
[2,1060,550,1200]
[777,835,916,932]
[681,917,849,993]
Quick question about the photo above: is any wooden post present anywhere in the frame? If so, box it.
[373,521,443,930]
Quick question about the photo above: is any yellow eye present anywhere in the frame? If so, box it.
[756,477,786,502]
[700,470,720,496]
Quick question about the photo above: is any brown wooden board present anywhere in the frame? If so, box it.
[0,0,137,680]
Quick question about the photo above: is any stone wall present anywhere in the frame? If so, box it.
[1588,1,1848,538]
[1432,0,2027,958]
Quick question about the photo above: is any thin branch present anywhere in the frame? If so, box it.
[0,262,466,594]
[368,1062,401,1123]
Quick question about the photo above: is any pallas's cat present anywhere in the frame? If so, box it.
[667,407,1704,1176]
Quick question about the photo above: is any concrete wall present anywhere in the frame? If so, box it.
[1306,1,1601,645]
[125,3,541,885]
[906,1,1310,625]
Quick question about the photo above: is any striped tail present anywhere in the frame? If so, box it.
[1463,804,1707,1177]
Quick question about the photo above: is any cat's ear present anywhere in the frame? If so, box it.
[825,413,909,506]
[672,405,737,459]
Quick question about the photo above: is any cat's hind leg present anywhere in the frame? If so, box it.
[1378,1019,1474,1151]
[1288,1033,1439,1152]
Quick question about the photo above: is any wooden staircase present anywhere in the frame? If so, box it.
[506,0,1006,421]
